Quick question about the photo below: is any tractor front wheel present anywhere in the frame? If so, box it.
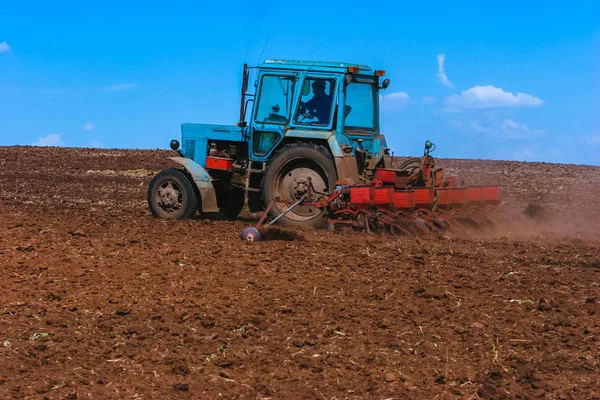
[147,168,198,219]
[263,143,337,228]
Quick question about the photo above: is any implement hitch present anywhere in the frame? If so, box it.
[241,195,308,242]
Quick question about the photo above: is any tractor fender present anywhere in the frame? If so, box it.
[167,157,219,213]
[278,130,344,158]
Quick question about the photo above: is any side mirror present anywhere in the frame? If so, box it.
[381,79,390,89]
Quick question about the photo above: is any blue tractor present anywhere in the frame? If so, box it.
[147,59,393,228]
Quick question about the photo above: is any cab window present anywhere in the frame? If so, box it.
[252,130,280,156]
[294,78,335,126]
[344,82,376,135]
[254,75,295,125]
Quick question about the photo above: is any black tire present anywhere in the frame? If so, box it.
[263,143,337,228]
[216,185,246,219]
[147,168,198,219]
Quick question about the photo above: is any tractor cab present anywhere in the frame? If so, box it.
[148,59,394,228]
[239,60,390,163]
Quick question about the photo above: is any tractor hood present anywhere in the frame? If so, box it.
[179,123,245,166]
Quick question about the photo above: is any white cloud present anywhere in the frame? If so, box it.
[513,147,535,162]
[0,41,10,53]
[382,91,409,100]
[380,91,410,111]
[446,85,543,111]
[436,54,454,88]
[34,134,64,147]
[82,122,96,131]
[103,83,137,91]
[423,96,436,105]
[501,119,544,139]
[90,139,104,148]
[588,136,600,145]
[455,117,543,140]
[469,120,490,133]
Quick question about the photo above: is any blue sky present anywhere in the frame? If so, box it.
[1,1,599,165]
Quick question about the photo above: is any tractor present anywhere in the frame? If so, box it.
[147,59,501,232]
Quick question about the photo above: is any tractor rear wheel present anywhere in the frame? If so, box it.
[147,168,198,219]
[263,143,337,228]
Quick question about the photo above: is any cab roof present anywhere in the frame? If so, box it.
[259,59,373,74]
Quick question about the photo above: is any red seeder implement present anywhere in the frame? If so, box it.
[260,179,500,235]
[244,150,503,240]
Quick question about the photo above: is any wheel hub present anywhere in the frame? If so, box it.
[158,182,181,209]
[279,167,327,218]
[292,180,309,197]
[161,188,178,207]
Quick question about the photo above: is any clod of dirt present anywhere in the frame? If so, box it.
[413,255,425,266]
[478,383,501,398]
[403,381,416,390]
[172,365,190,376]
[491,371,503,382]
[471,322,485,329]
[46,293,61,301]
[124,324,143,335]
[173,383,189,392]
[258,227,304,241]
[215,360,233,369]
[16,245,35,252]
[384,372,397,382]
[538,298,552,311]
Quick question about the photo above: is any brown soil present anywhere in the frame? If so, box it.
[1,146,599,399]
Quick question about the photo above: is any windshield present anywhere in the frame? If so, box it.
[344,82,377,135]
[254,75,295,125]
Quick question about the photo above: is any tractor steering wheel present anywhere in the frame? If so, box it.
[298,104,316,122]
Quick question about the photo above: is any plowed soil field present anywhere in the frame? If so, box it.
[1,146,599,399]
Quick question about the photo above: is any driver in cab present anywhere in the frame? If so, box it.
[300,80,332,124]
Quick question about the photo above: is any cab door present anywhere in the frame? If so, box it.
[288,75,338,131]
[249,73,296,161]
